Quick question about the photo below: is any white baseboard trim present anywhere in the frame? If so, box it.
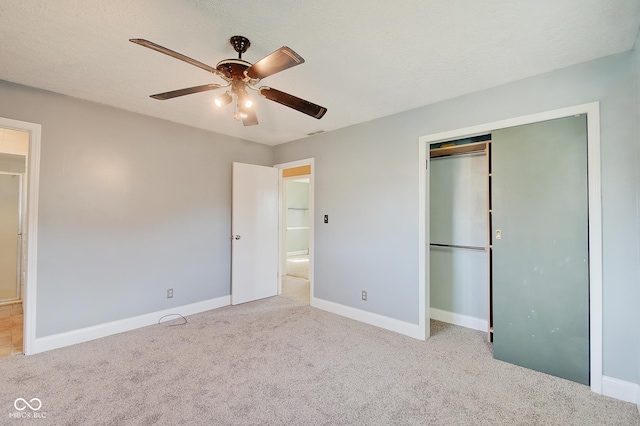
[311,297,424,340]
[430,308,487,332]
[33,296,230,354]
[601,376,640,405]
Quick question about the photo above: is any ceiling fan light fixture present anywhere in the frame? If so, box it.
[237,90,253,109]
[238,98,251,119]
[214,91,233,107]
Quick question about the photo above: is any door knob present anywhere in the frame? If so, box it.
[231,235,241,240]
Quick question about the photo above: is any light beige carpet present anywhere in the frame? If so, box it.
[0,297,638,425]
[281,275,309,304]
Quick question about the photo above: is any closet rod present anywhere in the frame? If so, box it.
[429,243,486,251]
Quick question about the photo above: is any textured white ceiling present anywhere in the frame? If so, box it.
[1,0,639,145]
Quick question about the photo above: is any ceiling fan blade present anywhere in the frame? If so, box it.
[242,109,259,126]
[259,87,327,119]
[130,39,220,75]
[246,47,304,80]
[150,84,222,100]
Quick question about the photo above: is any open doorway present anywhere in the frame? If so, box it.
[0,117,41,356]
[282,176,310,303]
[0,127,29,357]
[275,159,314,306]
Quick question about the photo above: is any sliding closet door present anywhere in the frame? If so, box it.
[492,115,589,385]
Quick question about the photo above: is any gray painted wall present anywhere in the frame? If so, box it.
[276,121,420,323]
[274,51,640,385]
[0,81,273,337]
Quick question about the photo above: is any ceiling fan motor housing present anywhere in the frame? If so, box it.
[230,35,251,58]
[216,59,252,81]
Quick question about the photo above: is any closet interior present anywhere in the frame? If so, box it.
[429,115,590,385]
[429,134,493,340]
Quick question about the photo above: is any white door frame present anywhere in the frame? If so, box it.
[0,116,41,356]
[418,102,602,394]
[274,158,315,305]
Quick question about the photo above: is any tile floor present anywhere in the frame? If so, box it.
[0,301,23,357]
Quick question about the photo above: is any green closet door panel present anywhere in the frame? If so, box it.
[492,115,589,385]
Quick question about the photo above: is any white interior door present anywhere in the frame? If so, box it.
[231,162,279,305]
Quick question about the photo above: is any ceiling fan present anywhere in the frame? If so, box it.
[130,35,327,126]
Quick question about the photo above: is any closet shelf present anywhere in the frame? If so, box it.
[287,227,309,230]
[430,141,487,158]
[430,243,486,251]
[287,207,308,210]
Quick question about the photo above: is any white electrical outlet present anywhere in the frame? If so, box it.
[167,289,173,299]
[362,290,367,301]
